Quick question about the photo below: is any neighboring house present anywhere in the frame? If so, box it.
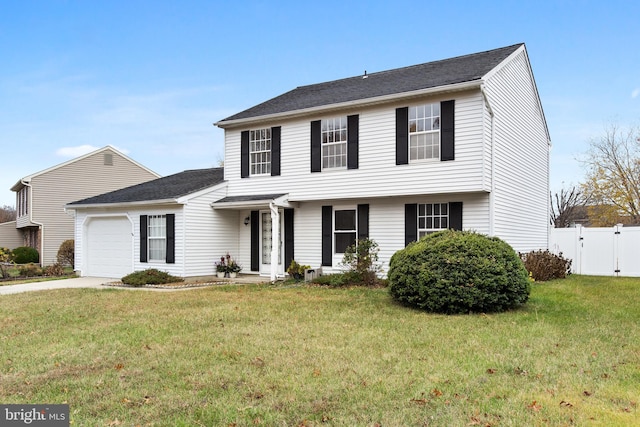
[66,168,228,278]
[68,43,550,280]
[0,221,22,250]
[7,146,160,266]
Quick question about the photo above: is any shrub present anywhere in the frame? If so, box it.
[311,274,349,287]
[287,260,310,280]
[340,238,383,286]
[12,246,39,264]
[520,250,572,281]
[44,263,66,277]
[388,230,530,314]
[57,240,75,267]
[121,269,184,287]
[0,247,12,278]
[19,263,43,277]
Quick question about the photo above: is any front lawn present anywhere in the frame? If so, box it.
[0,275,638,426]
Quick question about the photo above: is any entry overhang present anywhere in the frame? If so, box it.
[212,193,296,210]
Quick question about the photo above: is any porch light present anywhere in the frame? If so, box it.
[244,216,250,226]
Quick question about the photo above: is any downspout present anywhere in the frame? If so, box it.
[269,201,280,282]
[480,86,496,237]
[23,180,46,266]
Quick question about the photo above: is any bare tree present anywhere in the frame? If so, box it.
[550,186,585,227]
[580,124,640,226]
[0,205,16,223]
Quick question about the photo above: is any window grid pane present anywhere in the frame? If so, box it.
[417,203,449,237]
[321,117,347,169]
[334,209,356,253]
[250,128,271,175]
[409,103,440,161]
[148,215,166,261]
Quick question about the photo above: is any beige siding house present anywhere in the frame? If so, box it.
[9,146,159,266]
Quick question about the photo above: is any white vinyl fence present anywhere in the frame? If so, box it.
[550,224,640,277]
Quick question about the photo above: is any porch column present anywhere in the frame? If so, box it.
[269,202,280,282]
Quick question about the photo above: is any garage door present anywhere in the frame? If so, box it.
[85,217,132,278]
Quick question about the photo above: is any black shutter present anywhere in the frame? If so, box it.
[449,202,463,230]
[250,211,259,271]
[166,214,175,264]
[441,100,455,161]
[347,115,359,169]
[357,204,369,240]
[271,126,281,176]
[321,206,332,266]
[241,130,250,178]
[396,107,409,165]
[311,120,321,172]
[284,209,294,269]
[404,204,418,246]
[140,215,148,263]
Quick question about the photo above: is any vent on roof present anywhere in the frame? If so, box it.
[104,153,113,166]
[362,70,368,79]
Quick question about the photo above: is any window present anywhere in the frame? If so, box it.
[418,203,448,238]
[322,116,347,169]
[250,128,271,175]
[147,215,166,261]
[334,209,356,253]
[18,187,29,217]
[409,103,440,160]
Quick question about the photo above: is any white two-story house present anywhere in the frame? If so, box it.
[67,43,549,279]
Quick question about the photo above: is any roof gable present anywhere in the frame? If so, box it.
[217,44,523,125]
[11,145,159,191]
[67,168,225,206]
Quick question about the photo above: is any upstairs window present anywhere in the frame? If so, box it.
[409,103,440,161]
[418,203,448,238]
[17,187,29,217]
[322,117,348,169]
[250,128,271,175]
[148,215,167,261]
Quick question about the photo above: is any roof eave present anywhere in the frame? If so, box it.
[65,198,182,210]
[215,79,483,128]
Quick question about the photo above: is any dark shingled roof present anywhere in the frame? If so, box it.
[219,44,523,123]
[68,168,225,206]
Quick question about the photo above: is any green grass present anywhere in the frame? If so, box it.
[0,275,638,426]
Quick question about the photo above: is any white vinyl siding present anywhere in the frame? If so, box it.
[483,48,549,252]
[222,91,485,201]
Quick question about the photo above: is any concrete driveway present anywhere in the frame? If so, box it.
[0,276,112,295]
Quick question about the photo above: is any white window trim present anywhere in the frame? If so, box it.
[321,116,348,170]
[249,128,271,176]
[147,214,167,261]
[418,203,449,238]
[409,103,441,162]
[333,206,357,254]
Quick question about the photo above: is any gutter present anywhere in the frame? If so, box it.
[215,80,483,128]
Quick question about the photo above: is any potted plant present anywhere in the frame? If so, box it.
[215,256,227,278]
[227,259,242,278]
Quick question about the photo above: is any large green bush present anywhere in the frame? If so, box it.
[388,230,530,314]
[12,246,39,264]
[121,269,184,287]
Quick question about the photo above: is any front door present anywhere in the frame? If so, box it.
[260,210,284,276]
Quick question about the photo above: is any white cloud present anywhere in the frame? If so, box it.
[55,145,100,157]
[632,88,640,99]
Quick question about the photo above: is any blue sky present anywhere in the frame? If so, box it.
[1,1,639,207]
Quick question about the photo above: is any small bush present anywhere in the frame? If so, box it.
[286,260,310,280]
[57,240,75,267]
[311,274,349,287]
[121,269,184,287]
[388,230,530,314]
[0,247,12,278]
[19,263,43,277]
[12,246,39,264]
[520,250,572,281]
[340,238,382,286]
[44,263,66,277]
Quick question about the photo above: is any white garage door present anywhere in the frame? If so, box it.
[85,217,132,278]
